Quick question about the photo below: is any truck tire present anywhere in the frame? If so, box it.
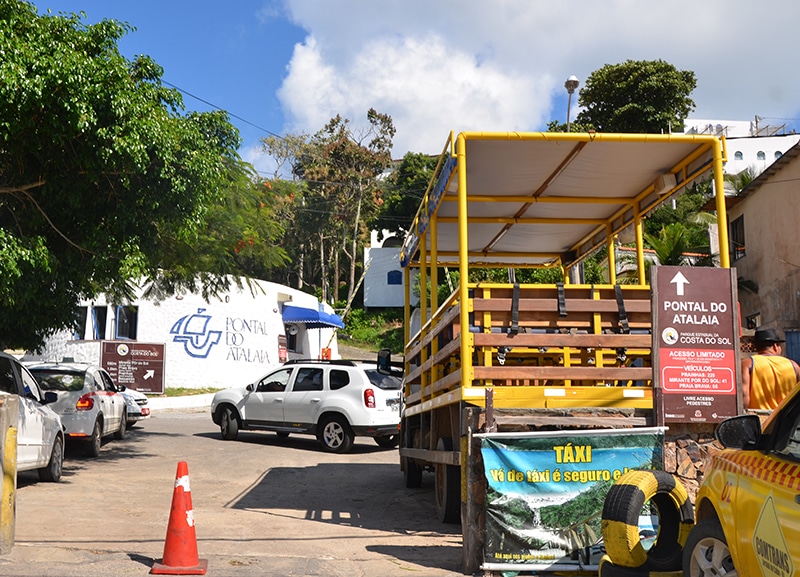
[435,438,460,524]
[404,456,422,488]
[601,469,693,571]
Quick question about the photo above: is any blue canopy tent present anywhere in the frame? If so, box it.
[281,304,345,330]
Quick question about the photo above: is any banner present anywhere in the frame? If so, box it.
[479,427,665,572]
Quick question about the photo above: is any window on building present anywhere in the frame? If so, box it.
[91,306,107,339]
[757,151,766,161]
[730,215,746,261]
[746,313,761,330]
[775,151,783,160]
[115,306,138,340]
[387,270,402,285]
[734,151,743,160]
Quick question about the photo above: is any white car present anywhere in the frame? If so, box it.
[118,385,150,426]
[27,361,127,457]
[211,359,402,453]
[0,352,64,482]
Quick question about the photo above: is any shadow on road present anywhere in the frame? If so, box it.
[226,461,462,572]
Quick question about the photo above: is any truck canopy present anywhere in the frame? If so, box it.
[401,131,729,275]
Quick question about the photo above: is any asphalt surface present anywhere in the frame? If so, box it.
[0,401,466,577]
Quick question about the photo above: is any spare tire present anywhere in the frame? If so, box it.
[601,469,693,571]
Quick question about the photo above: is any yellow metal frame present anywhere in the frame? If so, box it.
[400,130,730,414]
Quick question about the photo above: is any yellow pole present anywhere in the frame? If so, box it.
[0,395,18,554]
[456,133,473,391]
[713,139,731,268]
[607,226,617,284]
[634,211,645,285]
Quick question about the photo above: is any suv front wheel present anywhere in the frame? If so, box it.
[317,415,354,453]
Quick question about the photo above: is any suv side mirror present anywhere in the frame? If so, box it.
[43,391,58,405]
[715,414,761,449]
[377,349,392,375]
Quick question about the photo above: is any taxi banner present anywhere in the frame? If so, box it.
[478,427,666,572]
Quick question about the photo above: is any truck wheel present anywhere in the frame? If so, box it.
[404,456,422,488]
[682,517,734,577]
[435,438,461,524]
[601,469,692,571]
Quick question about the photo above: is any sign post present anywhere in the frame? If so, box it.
[653,266,740,423]
[101,341,166,394]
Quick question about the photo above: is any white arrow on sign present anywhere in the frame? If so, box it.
[670,271,690,296]
[143,370,155,380]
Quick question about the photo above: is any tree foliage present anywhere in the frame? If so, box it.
[0,2,270,349]
[575,59,697,133]
[262,110,395,305]
[371,151,438,242]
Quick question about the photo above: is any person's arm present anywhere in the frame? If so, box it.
[791,359,800,383]
[741,356,752,409]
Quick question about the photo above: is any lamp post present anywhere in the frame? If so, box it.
[564,75,579,132]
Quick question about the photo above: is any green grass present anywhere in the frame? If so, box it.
[343,309,404,354]
[151,387,222,397]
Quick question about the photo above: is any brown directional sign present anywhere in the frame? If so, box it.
[101,341,166,394]
[652,266,740,423]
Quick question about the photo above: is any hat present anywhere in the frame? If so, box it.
[754,327,785,345]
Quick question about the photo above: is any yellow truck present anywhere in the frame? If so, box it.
[395,130,732,538]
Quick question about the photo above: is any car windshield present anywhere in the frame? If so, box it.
[363,369,402,390]
[31,370,87,392]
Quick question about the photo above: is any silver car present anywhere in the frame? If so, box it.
[0,352,64,482]
[119,385,150,426]
[27,362,127,457]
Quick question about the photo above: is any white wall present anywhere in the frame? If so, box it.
[25,279,340,390]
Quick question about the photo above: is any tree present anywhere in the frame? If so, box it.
[0,2,248,349]
[371,152,438,241]
[290,110,395,304]
[575,60,697,133]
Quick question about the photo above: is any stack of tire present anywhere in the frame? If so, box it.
[599,470,694,576]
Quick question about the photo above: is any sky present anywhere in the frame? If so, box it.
[35,0,800,178]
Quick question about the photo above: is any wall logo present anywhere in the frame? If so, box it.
[170,308,222,358]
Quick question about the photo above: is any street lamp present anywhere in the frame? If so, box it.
[564,75,579,132]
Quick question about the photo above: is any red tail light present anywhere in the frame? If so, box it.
[363,388,376,409]
[76,393,94,411]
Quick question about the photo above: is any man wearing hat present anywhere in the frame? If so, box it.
[741,327,800,410]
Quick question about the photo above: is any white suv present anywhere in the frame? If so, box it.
[211,359,402,453]
[0,352,64,482]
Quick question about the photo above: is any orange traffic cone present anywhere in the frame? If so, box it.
[151,461,208,575]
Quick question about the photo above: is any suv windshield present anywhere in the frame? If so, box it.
[364,369,402,390]
[31,370,87,392]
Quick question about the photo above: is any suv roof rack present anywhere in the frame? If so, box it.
[283,359,360,367]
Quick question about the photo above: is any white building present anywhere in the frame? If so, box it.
[25,278,342,391]
[363,231,410,309]
[684,118,800,176]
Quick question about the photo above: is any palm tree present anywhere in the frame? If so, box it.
[617,222,714,283]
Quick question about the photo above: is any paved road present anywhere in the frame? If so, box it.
[0,409,465,576]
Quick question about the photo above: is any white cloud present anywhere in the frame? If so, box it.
[278,0,800,156]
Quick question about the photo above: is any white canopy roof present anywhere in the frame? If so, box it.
[401,131,727,270]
